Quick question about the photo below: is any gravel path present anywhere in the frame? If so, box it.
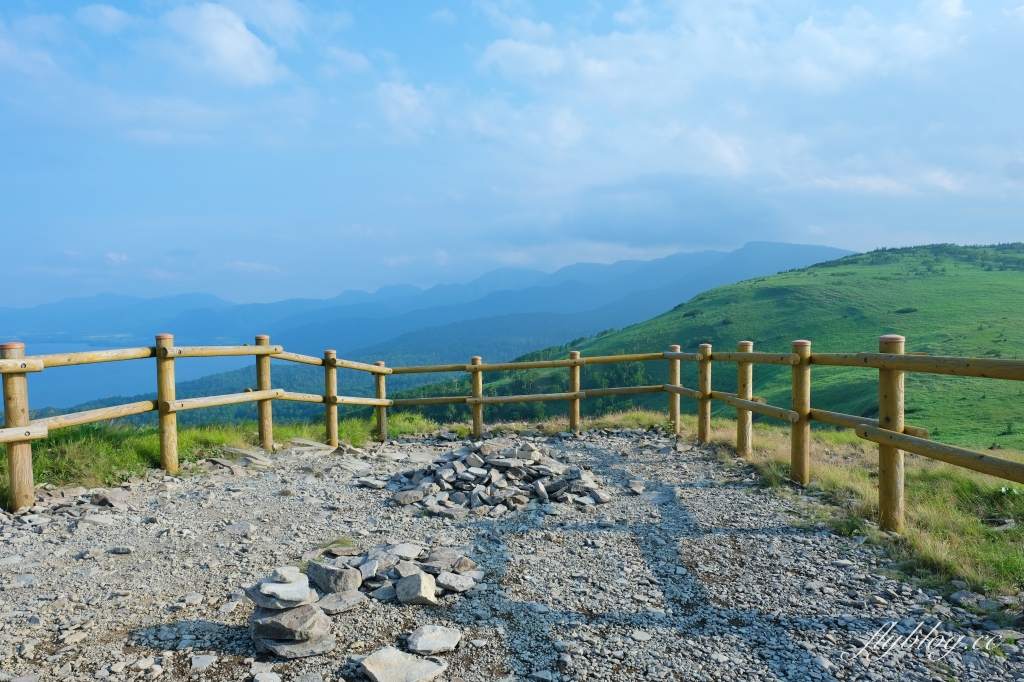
[1,428,1021,682]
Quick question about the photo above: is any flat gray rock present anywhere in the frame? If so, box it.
[249,604,331,641]
[407,625,461,655]
[259,574,310,601]
[317,590,367,615]
[436,571,475,593]
[361,646,446,682]
[244,582,317,609]
[189,655,217,672]
[253,634,336,659]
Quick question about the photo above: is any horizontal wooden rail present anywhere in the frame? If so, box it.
[159,345,283,359]
[330,358,393,374]
[663,384,702,400]
[391,396,469,406]
[855,425,1024,485]
[330,396,393,407]
[36,348,155,368]
[584,353,667,365]
[710,352,800,366]
[390,363,471,374]
[471,358,585,372]
[662,352,703,361]
[710,391,799,423]
[278,391,326,404]
[718,391,766,404]
[33,400,157,430]
[164,389,284,413]
[467,391,586,405]
[584,385,665,398]
[0,424,48,444]
[0,358,45,373]
[276,351,324,366]
[811,353,1024,381]
[809,408,930,439]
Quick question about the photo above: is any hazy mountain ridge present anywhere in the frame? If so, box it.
[10,242,853,412]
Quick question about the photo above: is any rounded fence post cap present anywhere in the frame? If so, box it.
[471,356,482,362]
[879,334,906,342]
[698,343,712,349]
[255,334,270,341]
[0,342,26,350]
[324,349,336,354]
[668,345,680,351]
[569,350,580,357]
[792,340,812,347]
[155,334,173,341]
[375,360,385,366]
[738,340,753,348]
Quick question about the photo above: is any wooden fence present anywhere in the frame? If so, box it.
[3,333,1024,534]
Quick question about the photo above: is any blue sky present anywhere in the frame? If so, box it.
[2,0,1023,305]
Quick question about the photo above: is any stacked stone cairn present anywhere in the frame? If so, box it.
[306,541,484,607]
[387,440,614,518]
[244,566,336,659]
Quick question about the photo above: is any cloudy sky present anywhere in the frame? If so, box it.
[2,0,1023,305]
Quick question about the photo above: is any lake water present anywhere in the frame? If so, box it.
[16,343,253,409]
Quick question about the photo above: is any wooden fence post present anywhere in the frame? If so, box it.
[791,340,811,485]
[324,350,338,447]
[375,361,388,442]
[668,345,681,435]
[737,341,753,457]
[697,343,712,443]
[255,335,273,451]
[1,342,34,511]
[155,334,178,473]
[471,356,483,438]
[568,351,581,434]
[878,334,906,533]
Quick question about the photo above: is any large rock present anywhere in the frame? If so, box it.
[248,604,331,642]
[396,573,438,605]
[253,634,336,659]
[361,646,446,682]
[317,591,367,615]
[307,562,362,594]
[406,625,461,655]
[394,490,424,506]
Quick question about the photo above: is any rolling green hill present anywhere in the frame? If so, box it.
[397,244,1024,450]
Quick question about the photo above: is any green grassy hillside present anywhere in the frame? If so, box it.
[397,244,1024,450]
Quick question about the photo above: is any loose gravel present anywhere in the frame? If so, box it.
[1,427,1022,682]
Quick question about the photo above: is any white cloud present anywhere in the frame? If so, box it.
[430,9,457,24]
[375,82,435,140]
[220,0,306,47]
[0,22,56,75]
[480,39,564,77]
[107,252,129,263]
[162,3,286,86]
[923,168,962,193]
[814,174,913,196]
[613,0,648,25]
[325,46,371,72]
[76,5,133,35]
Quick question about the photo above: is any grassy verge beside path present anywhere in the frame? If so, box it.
[3,410,1022,599]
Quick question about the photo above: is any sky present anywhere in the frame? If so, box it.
[2,0,1024,305]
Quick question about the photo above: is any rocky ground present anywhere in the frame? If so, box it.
[1,427,1022,682]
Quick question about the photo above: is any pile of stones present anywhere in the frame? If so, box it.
[384,440,614,519]
[306,541,484,608]
[244,566,336,659]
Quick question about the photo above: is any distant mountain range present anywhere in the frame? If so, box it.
[3,241,854,409]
